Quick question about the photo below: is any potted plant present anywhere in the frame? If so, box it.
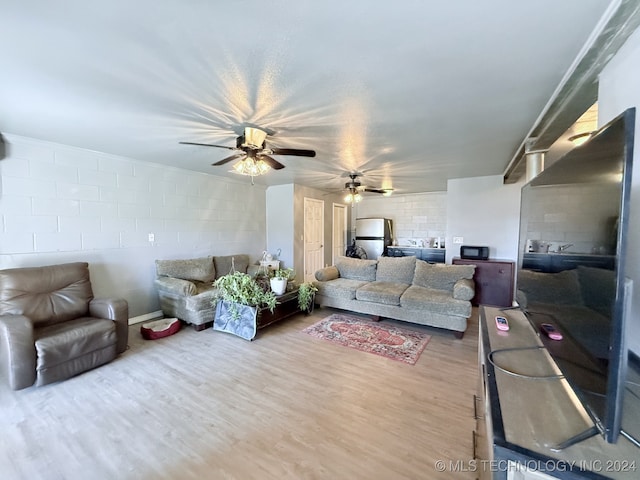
[297,281,318,313]
[212,272,277,340]
[270,268,293,295]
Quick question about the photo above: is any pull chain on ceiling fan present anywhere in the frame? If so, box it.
[180,126,316,183]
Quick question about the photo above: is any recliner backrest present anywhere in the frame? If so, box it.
[0,262,93,327]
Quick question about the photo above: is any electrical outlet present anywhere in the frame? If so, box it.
[148,233,155,242]
[453,236,464,244]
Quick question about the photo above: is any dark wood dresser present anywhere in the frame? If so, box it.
[452,257,515,307]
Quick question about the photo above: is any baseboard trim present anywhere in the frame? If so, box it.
[129,310,163,325]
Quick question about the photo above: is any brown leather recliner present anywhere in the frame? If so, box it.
[0,262,128,390]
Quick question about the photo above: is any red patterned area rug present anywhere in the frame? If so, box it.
[302,313,431,365]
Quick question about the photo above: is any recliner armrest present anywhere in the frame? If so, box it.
[453,278,475,301]
[0,314,37,390]
[89,298,129,354]
[154,277,197,296]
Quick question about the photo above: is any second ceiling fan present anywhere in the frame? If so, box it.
[343,172,393,203]
[180,127,316,174]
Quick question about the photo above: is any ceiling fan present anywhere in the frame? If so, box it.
[343,172,393,202]
[179,127,316,173]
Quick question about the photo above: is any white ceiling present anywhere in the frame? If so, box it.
[0,1,624,194]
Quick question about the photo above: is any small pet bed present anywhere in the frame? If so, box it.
[140,317,181,340]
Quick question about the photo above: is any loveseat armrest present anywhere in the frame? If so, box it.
[89,298,129,354]
[314,266,340,282]
[154,277,197,296]
[453,278,475,301]
[0,314,37,390]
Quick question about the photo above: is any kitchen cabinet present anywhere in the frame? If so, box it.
[522,253,615,273]
[453,258,514,307]
[386,246,445,263]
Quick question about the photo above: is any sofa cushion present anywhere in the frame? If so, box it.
[375,256,416,284]
[577,266,615,316]
[214,255,250,279]
[413,260,475,290]
[315,278,369,300]
[400,285,472,317]
[335,257,378,281]
[315,266,340,282]
[517,269,583,306]
[356,281,410,306]
[184,287,218,311]
[156,257,215,283]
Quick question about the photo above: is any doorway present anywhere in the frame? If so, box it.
[332,203,347,264]
[303,197,324,282]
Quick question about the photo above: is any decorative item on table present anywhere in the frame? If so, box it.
[270,267,294,295]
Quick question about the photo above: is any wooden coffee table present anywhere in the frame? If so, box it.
[257,288,304,330]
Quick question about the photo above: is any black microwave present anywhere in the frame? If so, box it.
[460,245,489,260]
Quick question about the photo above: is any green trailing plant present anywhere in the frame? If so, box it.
[213,272,277,319]
[271,267,294,280]
[297,281,318,312]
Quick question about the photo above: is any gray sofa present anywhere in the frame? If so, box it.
[154,254,258,330]
[516,266,615,360]
[313,256,476,338]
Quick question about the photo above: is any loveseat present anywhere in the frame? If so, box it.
[154,254,258,330]
[516,266,615,361]
[313,256,476,338]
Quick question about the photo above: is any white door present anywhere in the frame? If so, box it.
[332,203,347,264]
[304,197,324,283]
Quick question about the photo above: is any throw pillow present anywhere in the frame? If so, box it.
[577,266,615,316]
[315,266,340,282]
[214,254,250,279]
[375,256,416,284]
[156,257,215,283]
[413,260,475,290]
[335,256,378,281]
[517,269,583,306]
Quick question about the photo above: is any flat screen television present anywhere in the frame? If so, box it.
[517,107,636,445]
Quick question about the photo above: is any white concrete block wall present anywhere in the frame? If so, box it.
[0,134,267,317]
[351,192,447,245]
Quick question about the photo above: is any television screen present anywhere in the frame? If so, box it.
[516,107,636,445]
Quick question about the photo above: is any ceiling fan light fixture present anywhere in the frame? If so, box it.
[344,191,362,203]
[232,157,271,177]
[242,127,268,148]
[382,189,393,197]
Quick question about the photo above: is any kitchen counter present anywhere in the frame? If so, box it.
[522,252,615,272]
[387,246,445,263]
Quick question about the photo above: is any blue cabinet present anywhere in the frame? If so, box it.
[387,247,445,263]
[522,253,615,272]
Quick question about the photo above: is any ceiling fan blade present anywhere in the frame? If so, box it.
[212,153,246,166]
[270,148,316,157]
[258,155,285,170]
[364,187,394,195]
[179,141,237,150]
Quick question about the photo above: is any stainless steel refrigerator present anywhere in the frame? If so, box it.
[355,218,393,259]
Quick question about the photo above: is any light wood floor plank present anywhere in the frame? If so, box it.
[0,307,480,480]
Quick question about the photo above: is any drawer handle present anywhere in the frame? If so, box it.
[472,430,477,459]
[473,394,484,420]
